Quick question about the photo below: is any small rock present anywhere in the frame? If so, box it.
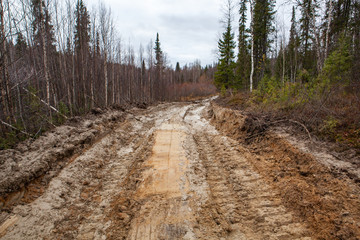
[119,205,127,211]
[118,212,130,222]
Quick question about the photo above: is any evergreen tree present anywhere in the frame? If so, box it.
[175,62,181,83]
[31,0,56,52]
[287,6,300,82]
[330,0,351,45]
[176,62,181,72]
[154,33,163,69]
[351,0,360,81]
[74,0,90,53]
[215,13,236,89]
[154,33,163,100]
[321,35,352,84]
[299,0,318,71]
[74,0,90,108]
[236,0,250,90]
[252,0,275,87]
[31,0,54,108]
[15,32,27,58]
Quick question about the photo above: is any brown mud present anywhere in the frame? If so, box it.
[0,98,359,239]
[210,102,360,239]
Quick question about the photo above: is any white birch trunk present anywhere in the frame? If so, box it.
[249,0,254,92]
[104,51,108,106]
[325,0,333,59]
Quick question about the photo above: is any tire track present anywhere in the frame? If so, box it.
[194,133,312,239]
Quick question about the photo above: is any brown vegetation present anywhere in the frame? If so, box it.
[216,82,360,151]
[210,102,360,239]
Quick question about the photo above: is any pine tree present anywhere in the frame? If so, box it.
[236,0,250,90]
[215,8,236,89]
[252,0,275,87]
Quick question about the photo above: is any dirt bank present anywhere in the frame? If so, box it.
[0,109,126,210]
[210,102,360,239]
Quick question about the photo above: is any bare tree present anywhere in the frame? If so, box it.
[146,39,154,101]
[0,0,10,117]
[99,2,111,106]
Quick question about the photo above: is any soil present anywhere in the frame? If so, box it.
[0,98,359,239]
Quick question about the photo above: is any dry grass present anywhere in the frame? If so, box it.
[217,82,360,151]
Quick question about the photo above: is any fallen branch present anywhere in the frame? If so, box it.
[0,120,33,137]
[270,119,312,141]
[245,118,312,142]
[22,87,68,120]
[288,119,312,142]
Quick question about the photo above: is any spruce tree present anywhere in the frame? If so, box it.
[252,0,275,87]
[330,0,351,44]
[31,0,56,52]
[287,6,300,82]
[351,0,360,81]
[299,0,318,71]
[74,0,90,108]
[74,0,90,54]
[215,14,236,89]
[15,32,27,58]
[154,33,163,100]
[154,33,163,69]
[236,0,250,90]
[176,62,181,72]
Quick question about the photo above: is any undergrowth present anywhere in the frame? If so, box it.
[220,79,360,150]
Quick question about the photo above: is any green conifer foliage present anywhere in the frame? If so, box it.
[236,0,250,90]
[74,0,90,53]
[215,17,236,89]
[252,0,275,87]
[154,33,163,69]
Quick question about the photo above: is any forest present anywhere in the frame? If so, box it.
[215,0,360,149]
[0,0,216,148]
[0,0,359,149]
[0,1,359,238]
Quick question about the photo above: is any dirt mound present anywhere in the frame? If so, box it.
[210,102,360,239]
[209,102,270,143]
[0,109,125,210]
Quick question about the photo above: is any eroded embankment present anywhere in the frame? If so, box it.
[0,109,126,211]
[210,102,360,239]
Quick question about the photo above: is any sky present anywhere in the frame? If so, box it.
[85,0,291,68]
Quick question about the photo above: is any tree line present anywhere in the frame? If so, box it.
[0,0,216,148]
[215,0,360,93]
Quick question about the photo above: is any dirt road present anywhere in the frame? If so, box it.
[1,99,359,239]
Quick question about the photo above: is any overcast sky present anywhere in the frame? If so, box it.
[85,0,291,67]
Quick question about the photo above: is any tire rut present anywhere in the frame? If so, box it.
[2,99,346,239]
[194,133,312,240]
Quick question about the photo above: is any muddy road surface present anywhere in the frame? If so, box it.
[1,99,359,239]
